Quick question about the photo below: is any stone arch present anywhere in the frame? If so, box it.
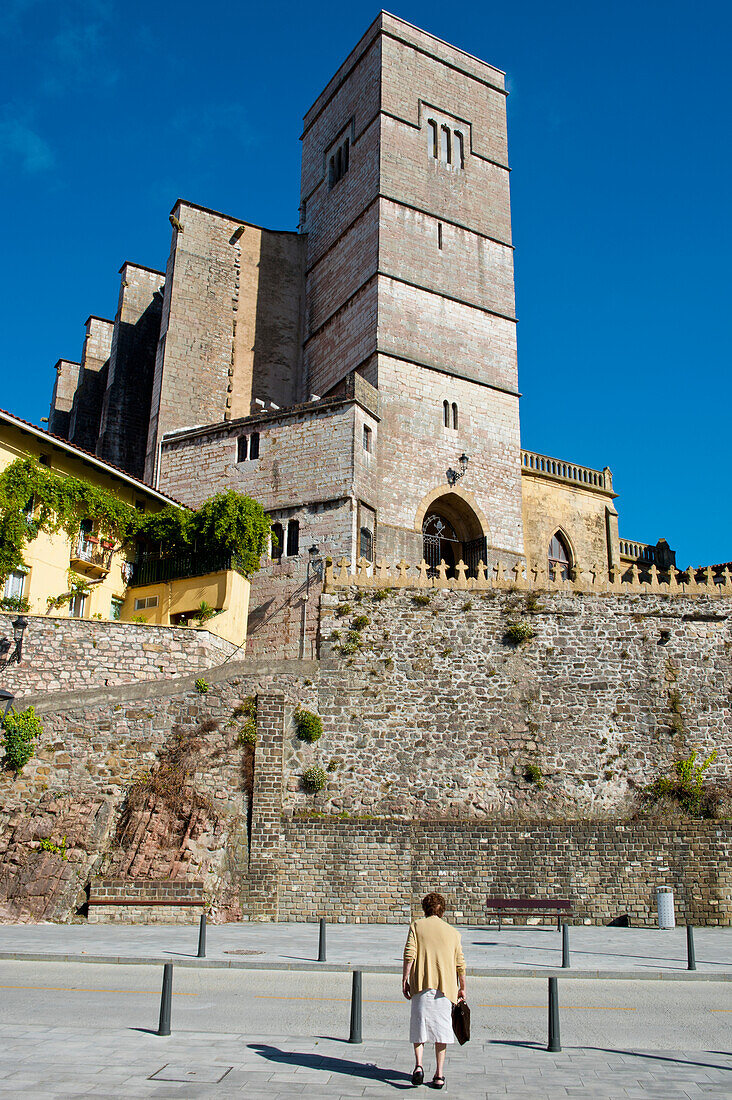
[416,489,489,578]
[548,527,574,579]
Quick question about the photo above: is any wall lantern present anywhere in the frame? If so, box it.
[446,453,470,486]
[0,616,28,671]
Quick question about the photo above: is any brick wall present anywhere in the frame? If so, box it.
[278,819,732,926]
[0,615,235,695]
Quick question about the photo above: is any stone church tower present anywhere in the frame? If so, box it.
[299,13,523,568]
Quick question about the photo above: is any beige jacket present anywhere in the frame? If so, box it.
[403,915,466,1002]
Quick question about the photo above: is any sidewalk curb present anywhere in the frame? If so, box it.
[1,951,730,980]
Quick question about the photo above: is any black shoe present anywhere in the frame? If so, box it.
[432,1076,445,1090]
[412,1066,424,1086]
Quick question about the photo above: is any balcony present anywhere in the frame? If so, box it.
[70,537,113,577]
[128,551,240,587]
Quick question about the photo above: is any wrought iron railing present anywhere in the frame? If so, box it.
[128,551,239,587]
[70,538,113,572]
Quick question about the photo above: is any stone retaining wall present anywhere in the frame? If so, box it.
[88,877,204,924]
[0,615,236,696]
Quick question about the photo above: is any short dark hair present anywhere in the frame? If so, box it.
[422,892,446,917]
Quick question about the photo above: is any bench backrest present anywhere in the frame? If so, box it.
[485,897,572,910]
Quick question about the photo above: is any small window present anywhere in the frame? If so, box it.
[443,400,450,428]
[286,519,300,557]
[237,436,248,463]
[328,137,350,189]
[437,223,443,250]
[548,532,571,580]
[110,597,123,621]
[69,592,87,618]
[271,522,284,561]
[134,595,158,611]
[427,118,438,158]
[452,402,459,430]
[359,527,373,562]
[249,432,260,459]
[454,130,465,169]
[363,425,372,453]
[3,570,26,600]
[441,125,452,165]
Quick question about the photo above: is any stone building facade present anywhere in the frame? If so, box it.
[47,13,675,656]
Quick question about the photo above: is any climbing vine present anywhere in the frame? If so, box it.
[0,459,271,583]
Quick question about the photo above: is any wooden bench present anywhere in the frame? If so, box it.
[485,896,572,931]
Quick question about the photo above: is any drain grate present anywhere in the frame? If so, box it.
[149,1065,233,1083]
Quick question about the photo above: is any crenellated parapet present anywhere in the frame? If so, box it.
[325,556,732,597]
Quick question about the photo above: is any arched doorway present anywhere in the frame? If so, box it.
[421,493,487,578]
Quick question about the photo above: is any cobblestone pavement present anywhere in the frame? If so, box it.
[0,922,730,977]
[0,1026,729,1098]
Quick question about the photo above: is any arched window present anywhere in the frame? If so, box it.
[443,400,450,427]
[451,402,459,430]
[454,130,465,168]
[271,522,284,561]
[359,527,373,562]
[548,531,571,580]
[441,124,452,165]
[427,118,438,158]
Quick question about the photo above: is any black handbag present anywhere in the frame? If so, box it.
[451,1000,471,1044]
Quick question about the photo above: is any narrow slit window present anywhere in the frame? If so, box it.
[454,130,465,168]
[359,527,374,562]
[249,432,260,460]
[437,223,443,250]
[286,519,300,557]
[443,400,450,427]
[237,436,248,463]
[452,402,459,430]
[328,137,350,189]
[271,522,284,561]
[363,425,372,452]
[427,119,438,158]
[441,125,452,165]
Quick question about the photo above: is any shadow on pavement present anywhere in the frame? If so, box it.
[250,1043,412,1089]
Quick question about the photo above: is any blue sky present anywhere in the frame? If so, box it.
[1,0,729,566]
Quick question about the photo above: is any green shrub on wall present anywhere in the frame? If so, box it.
[504,619,536,645]
[295,708,323,743]
[302,764,327,793]
[234,696,257,746]
[641,749,722,818]
[2,705,43,772]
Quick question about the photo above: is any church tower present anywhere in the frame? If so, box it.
[299,12,524,568]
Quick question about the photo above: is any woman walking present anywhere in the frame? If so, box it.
[402,892,466,1089]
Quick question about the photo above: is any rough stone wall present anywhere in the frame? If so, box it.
[0,660,317,922]
[48,359,80,439]
[291,588,731,819]
[96,264,163,479]
[278,820,732,926]
[144,202,304,482]
[0,615,235,695]
[67,316,114,452]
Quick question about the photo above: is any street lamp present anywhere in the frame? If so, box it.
[0,616,28,671]
[305,545,324,598]
[446,453,470,486]
[0,688,14,720]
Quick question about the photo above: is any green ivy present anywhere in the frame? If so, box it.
[2,705,43,772]
[295,708,323,743]
[39,835,68,860]
[642,749,718,817]
[0,459,271,584]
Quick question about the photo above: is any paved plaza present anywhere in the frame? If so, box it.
[1,921,731,978]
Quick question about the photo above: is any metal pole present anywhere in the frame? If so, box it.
[349,970,362,1044]
[158,963,173,1036]
[318,917,326,962]
[686,925,696,971]
[547,977,561,1052]
[561,923,570,968]
[197,913,207,959]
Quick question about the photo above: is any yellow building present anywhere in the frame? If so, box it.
[0,409,249,645]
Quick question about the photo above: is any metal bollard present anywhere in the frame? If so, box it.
[687,925,697,971]
[318,917,327,962]
[547,977,561,1052]
[158,963,173,1036]
[197,913,207,959]
[561,923,570,968]
[349,970,363,1044]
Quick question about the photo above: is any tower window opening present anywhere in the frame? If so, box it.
[454,130,465,168]
[452,402,459,430]
[437,223,443,250]
[328,137,350,189]
[286,519,300,557]
[359,526,373,562]
[271,522,284,561]
[237,432,260,462]
[443,400,450,428]
[363,424,372,452]
[441,124,452,165]
[427,118,438,158]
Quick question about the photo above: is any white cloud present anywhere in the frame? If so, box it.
[0,117,54,173]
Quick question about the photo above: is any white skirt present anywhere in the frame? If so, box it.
[409,988,454,1044]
